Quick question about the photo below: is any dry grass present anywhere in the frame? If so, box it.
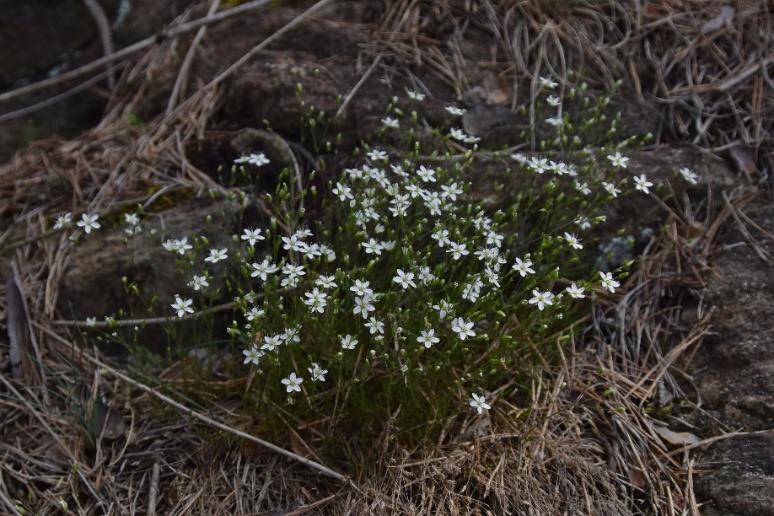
[0,0,769,513]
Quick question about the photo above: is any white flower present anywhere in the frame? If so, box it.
[564,232,583,250]
[418,265,435,284]
[350,279,373,298]
[447,242,469,261]
[566,283,585,299]
[85,317,96,327]
[163,237,192,255]
[124,213,140,227]
[54,212,72,230]
[417,328,440,349]
[634,174,653,194]
[353,296,375,319]
[381,117,399,129]
[539,76,558,89]
[261,334,284,352]
[607,151,629,168]
[528,289,554,310]
[441,182,463,201]
[205,248,228,264]
[451,317,475,340]
[546,116,563,127]
[528,156,550,174]
[362,238,384,256]
[303,288,328,314]
[365,317,385,335]
[235,153,270,167]
[246,307,264,321]
[308,363,328,382]
[445,105,466,116]
[512,257,535,277]
[281,264,305,288]
[281,372,303,393]
[242,346,264,365]
[333,181,354,202]
[77,213,100,234]
[393,269,417,290]
[243,345,264,365]
[432,299,454,320]
[316,275,337,289]
[432,228,451,247]
[679,167,699,185]
[469,393,491,414]
[449,127,480,144]
[188,275,209,291]
[250,258,278,280]
[340,334,358,350]
[171,296,193,318]
[603,181,621,198]
[406,89,426,101]
[417,165,436,183]
[282,234,307,253]
[599,271,620,293]
[283,326,301,344]
[546,95,561,107]
[241,228,265,246]
[367,148,388,162]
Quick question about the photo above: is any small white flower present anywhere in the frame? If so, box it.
[340,334,358,350]
[393,269,417,290]
[367,148,388,162]
[261,334,284,353]
[381,116,400,129]
[634,174,653,194]
[546,95,561,107]
[353,296,375,319]
[242,346,264,365]
[603,181,621,198]
[303,288,328,314]
[433,299,454,320]
[124,213,140,227]
[545,116,563,127]
[512,257,535,277]
[246,307,264,321]
[607,151,629,168]
[350,279,374,298]
[362,238,384,256]
[308,363,328,382]
[539,76,558,89]
[406,89,426,101]
[566,283,585,299]
[205,248,228,264]
[241,228,265,246]
[235,153,270,167]
[469,393,491,414]
[251,258,278,280]
[445,105,466,116]
[163,237,192,255]
[85,317,96,327]
[447,242,469,261]
[54,212,72,230]
[283,326,301,344]
[188,275,209,291]
[417,165,436,183]
[77,213,100,234]
[451,317,475,340]
[679,167,699,185]
[599,271,620,293]
[282,234,307,253]
[418,265,435,284]
[365,317,385,335]
[449,127,480,143]
[417,328,439,349]
[281,372,303,393]
[528,289,554,311]
[564,232,583,250]
[316,275,337,289]
[171,296,193,318]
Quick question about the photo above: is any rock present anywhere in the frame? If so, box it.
[57,196,246,321]
[694,432,774,516]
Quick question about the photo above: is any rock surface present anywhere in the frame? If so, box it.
[693,196,774,514]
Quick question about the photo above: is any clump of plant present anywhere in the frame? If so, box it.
[59,79,701,467]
